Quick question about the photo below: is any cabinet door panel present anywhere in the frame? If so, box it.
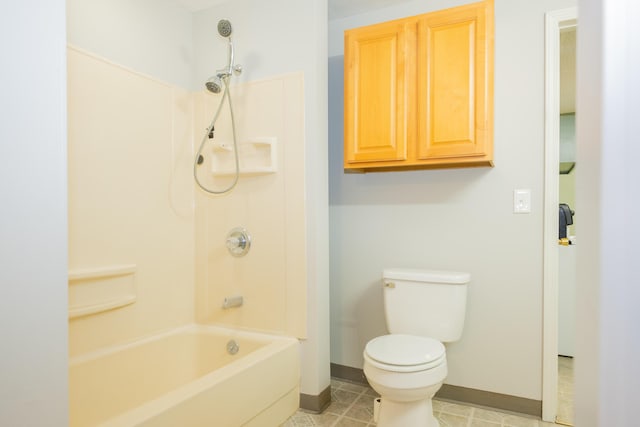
[344,21,411,165]
[417,2,492,161]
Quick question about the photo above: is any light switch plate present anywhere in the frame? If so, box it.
[514,189,531,213]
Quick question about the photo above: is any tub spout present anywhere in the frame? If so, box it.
[222,295,243,309]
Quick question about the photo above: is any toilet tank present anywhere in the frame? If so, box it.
[383,268,470,343]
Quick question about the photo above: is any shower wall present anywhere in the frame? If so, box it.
[67,47,195,356]
[68,0,329,400]
[192,0,330,400]
[194,74,307,337]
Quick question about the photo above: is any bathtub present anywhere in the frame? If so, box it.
[69,324,300,427]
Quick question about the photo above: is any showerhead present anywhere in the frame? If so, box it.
[218,19,232,38]
[205,76,222,94]
[205,19,241,94]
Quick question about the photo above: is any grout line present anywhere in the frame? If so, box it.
[330,384,370,427]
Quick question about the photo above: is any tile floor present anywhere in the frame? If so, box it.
[284,379,556,427]
[556,356,574,426]
[284,357,575,427]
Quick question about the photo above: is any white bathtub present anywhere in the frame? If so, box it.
[69,324,300,427]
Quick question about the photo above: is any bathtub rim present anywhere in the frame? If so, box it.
[68,323,296,365]
[69,323,300,427]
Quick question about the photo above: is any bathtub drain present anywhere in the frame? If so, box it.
[227,339,239,355]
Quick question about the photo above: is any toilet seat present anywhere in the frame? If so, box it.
[364,334,445,373]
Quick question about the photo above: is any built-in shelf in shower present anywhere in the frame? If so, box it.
[211,137,277,176]
[68,264,137,319]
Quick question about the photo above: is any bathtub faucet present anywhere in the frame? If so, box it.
[222,295,243,309]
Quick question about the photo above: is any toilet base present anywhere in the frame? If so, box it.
[377,397,439,427]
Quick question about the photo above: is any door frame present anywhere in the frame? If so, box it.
[542,6,578,422]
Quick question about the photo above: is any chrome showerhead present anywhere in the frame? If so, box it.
[205,76,222,94]
[205,19,241,94]
[218,19,232,38]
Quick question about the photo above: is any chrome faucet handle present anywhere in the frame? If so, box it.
[225,227,251,257]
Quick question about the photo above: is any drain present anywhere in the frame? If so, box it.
[226,339,239,355]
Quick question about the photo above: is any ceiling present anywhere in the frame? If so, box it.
[176,0,412,20]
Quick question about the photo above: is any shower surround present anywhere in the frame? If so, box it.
[68,36,306,427]
[194,72,307,337]
[67,0,328,423]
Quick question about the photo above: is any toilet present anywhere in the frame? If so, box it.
[363,268,470,427]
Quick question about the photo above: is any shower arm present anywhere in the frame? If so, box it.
[217,39,241,78]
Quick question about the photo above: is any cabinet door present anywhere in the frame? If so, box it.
[416,1,493,163]
[344,19,414,167]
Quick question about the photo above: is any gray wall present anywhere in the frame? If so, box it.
[67,0,194,89]
[575,0,640,425]
[0,1,68,425]
[329,0,575,400]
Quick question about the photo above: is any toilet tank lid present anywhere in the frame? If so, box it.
[383,268,470,284]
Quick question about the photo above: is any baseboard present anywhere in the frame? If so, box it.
[330,362,370,386]
[330,363,542,417]
[299,384,331,413]
[437,384,542,417]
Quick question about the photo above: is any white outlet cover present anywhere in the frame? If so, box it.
[514,189,531,213]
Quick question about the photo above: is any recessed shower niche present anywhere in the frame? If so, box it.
[211,137,277,176]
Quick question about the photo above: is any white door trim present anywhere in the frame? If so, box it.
[542,6,577,422]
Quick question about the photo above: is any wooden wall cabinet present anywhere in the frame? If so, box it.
[344,0,494,171]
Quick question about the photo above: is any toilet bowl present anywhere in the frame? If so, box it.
[363,269,470,427]
[364,334,447,427]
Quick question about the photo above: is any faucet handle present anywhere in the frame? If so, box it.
[225,227,251,257]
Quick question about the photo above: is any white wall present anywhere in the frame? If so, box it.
[329,0,575,401]
[575,0,640,425]
[0,1,68,425]
[67,0,194,89]
[192,0,330,399]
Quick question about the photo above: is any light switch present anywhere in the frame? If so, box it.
[514,189,531,213]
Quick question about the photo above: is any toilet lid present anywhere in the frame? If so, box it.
[365,334,445,369]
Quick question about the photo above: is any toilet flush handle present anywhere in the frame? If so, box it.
[384,282,395,288]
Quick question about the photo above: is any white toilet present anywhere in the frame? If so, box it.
[363,268,470,427]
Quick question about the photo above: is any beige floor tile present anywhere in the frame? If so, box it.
[324,400,351,416]
[436,400,474,417]
[333,416,369,426]
[501,413,539,427]
[362,387,379,398]
[469,418,501,427]
[556,356,574,426]
[331,389,360,405]
[438,411,470,427]
[344,403,373,423]
[283,411,333,427]
[472,407,505,423]
[354,394,376,408]
[338,382,369,394]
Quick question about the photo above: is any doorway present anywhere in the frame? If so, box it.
[542,6,577,424]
